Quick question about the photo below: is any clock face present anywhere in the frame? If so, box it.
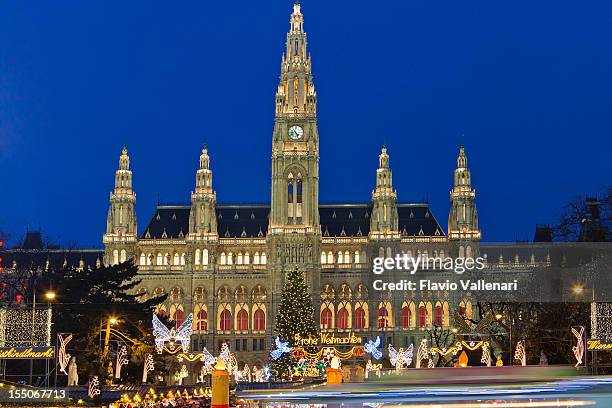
[288,125,304,141]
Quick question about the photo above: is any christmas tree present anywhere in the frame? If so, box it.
[272,267,318,379]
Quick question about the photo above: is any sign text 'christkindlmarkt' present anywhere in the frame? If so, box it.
[0,347,55,359]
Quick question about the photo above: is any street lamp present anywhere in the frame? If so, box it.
[45,291,56,301]
[495,313,503,321]
[103,316,119,356]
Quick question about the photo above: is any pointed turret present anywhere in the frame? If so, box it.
[103,147,138,265]
[189,146,217,238]
[370,146,399,238]
[448,143,481,256]
[275,1,317,117]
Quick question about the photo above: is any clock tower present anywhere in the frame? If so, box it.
[268,1,320,293]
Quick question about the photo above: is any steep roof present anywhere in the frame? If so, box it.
[141,203,445,239]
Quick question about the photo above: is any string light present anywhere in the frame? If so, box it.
[88,376,100,399]
[0,308,51,346]
[514,340,526,366]
[571,326,585,367]
[142,354,154,384]
[57,334,72,375]
[115,346,128,379]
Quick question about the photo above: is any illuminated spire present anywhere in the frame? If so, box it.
[370,146,398,237]
[275,2,317,116]
[448,143,480,242]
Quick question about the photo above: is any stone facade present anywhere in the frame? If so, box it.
[102,3,482,371]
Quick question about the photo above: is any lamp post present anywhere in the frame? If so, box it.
[495,312,513,365]
[572,283,595,372]
[103,317,118,356]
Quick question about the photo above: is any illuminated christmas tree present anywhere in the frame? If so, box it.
[272,268,317,379]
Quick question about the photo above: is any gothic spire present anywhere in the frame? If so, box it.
[276,2,317,116]
[448,143,481,244]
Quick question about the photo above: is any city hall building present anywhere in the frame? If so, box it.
[101,2,484,369]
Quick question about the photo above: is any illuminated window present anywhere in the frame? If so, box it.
[377,307,388,329]
[220,309,231,331]
[320,307,332,329]
[418,306,427,328]
[337,307,349,329]
[402,306,410,329]
[237,309,248,331]
[355,307,366,329]
[254,309,266,331]
[434,305,443,326]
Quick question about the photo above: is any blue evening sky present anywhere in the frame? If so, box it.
[0,1,610,247]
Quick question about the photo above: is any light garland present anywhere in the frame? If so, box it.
[388,344,414,369]
[270,337,292,360]
[58,334,72,375]
[237,363,251,382]
[481,343,491,366]
[152,313,193,353]
[591,303,612,339]
[88,376,100,399]
[177,348,216,365]
[571,326,585,367]
[365,336,382,360]
[514,340,526,366]
[115,346,129,379]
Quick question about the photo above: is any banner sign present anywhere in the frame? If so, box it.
[587,339,612,351]
[294,332,363,347]
[0,347,55,359]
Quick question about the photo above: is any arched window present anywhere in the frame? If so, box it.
[237,309,248,331]
[354,251,360,264]
[344,250,350,264]
[220,252,227,265]
[337,307,349,329]
[227,252,233,265]
[261,252,267,264]
[244,253,250,264]
[466,245,472,258]
[202,249,209,265]
[147,253,152,265]
[418,306,427,328]
[173,309,185,328]
[253,252,260,264]
[139,253,146,266]
[321,252,326,264]
[220,309,231,331]
[355,307,366,329]
[320,307,332,329]
[337,251,343,264]
[402,306,410,329]
[434,305,443,326]
[197,308,208,331]
[173,253,180,265]
[458,305,466,318]
[377,307,388,329]
[254,309,265,331]
[180,253,186,265]
[195,249,201,265]
[120,249,127,263]
[237,253,243,265]
[164,253,170,265]
[156,253,163,265]
[327,251,333,264]
[113,250,119,265]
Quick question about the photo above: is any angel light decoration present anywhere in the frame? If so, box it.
[152,313,194,353]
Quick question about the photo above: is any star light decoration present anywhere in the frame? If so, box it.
[571,326,585,367]
[142,354,154,384]
[57,334,73,375]
[388,344,414,369]
[115,346,129,379]
[514,340,526,366]
[152,313,193,353]
[88,376,100,399]
[270,337,292,360]
[365,336,382,360]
